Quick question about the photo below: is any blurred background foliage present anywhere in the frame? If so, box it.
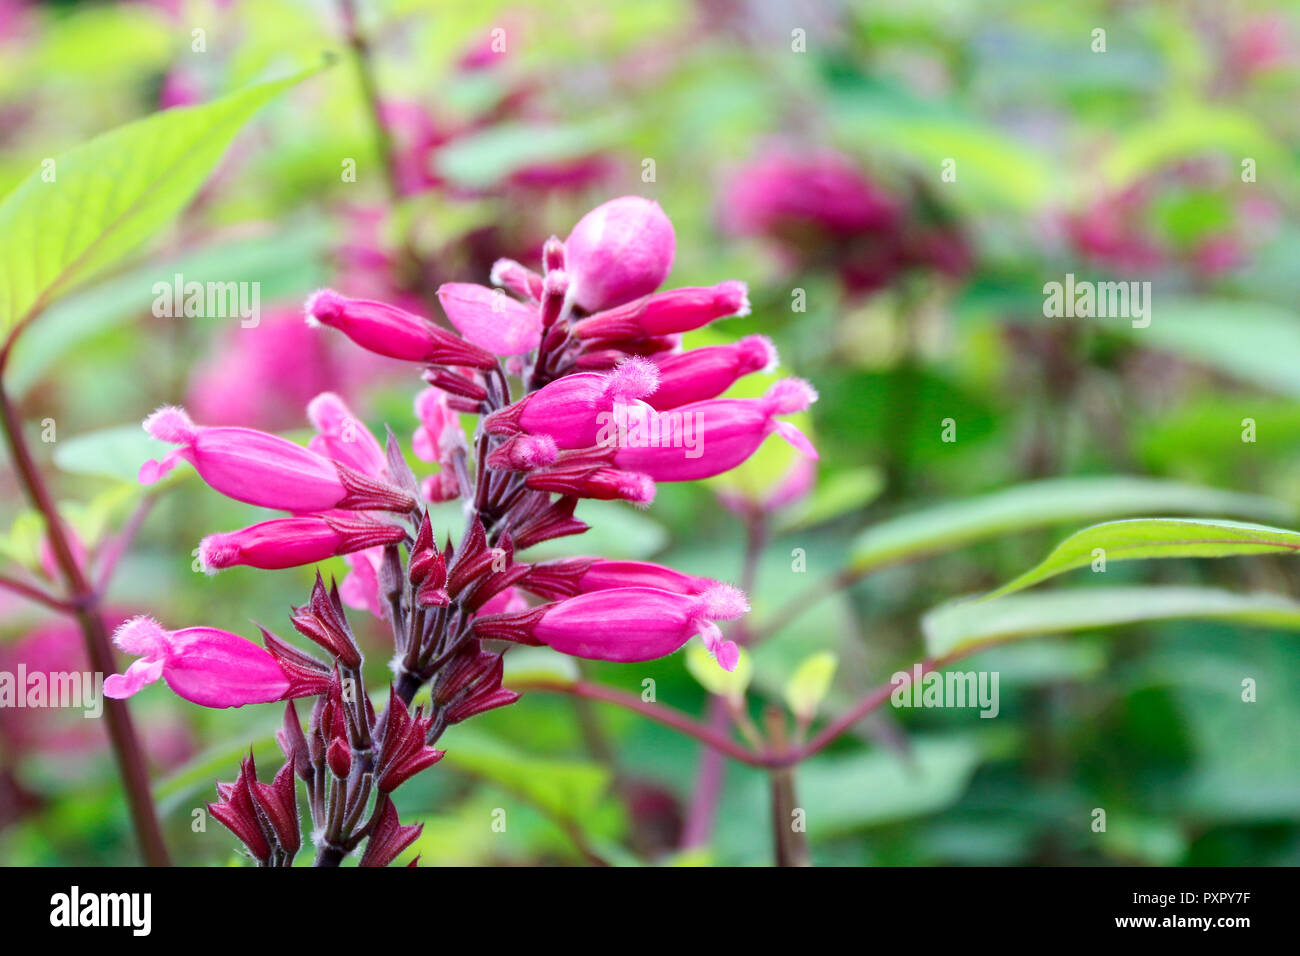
[2,0,1299,865]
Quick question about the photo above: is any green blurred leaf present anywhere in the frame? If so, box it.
[439,726,611,826]
[783,651,838,719]
[53,424,173,484]
[685,642,752,702]
[0,62,324,339]
[433,120,618,191]
[925,586,1300,658]
[1118,299,1300,398]
[849,477,1291,573]
[797,737,983,837]
[990,518,1300,598]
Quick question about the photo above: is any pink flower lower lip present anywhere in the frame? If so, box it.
[103,616,295,709]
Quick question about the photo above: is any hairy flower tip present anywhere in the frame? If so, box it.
[739,334,779,374]
[716,279,751,318]
[305,391,349,432]
[197,534,237,574]
[510,434,558,469]
[701,583,749,621]
[766,378,818,414]
[606,356,659,402]
[619,471,657,507]
[143,405,198,444]
[113,615,168,656]
[303,288,345,325]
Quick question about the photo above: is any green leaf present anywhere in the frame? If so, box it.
[439,727,611,826]
[685,642,752,702]
[1116,299,1300,399]
[783,651,838,719]
[0,61,325,339]
[848,477,1291,574]
[52,424,175,484]
[924,586,1300,659]
[433,120,619,191]
[989,518,1300,598]
[795,737,982,836]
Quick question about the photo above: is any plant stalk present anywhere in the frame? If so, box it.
[0,383,170,865]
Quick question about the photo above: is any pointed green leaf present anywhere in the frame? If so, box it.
[0,61,326,338]
[849,477,1291,574]
[989,518,1300,598]
[924,586,1300,659]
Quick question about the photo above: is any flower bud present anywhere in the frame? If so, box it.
[306,289,497,368]
[571,281,748,341]
[199,515,405,572]
[565,196,675,312]
[647,335,777,409]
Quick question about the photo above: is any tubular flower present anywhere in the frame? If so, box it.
[605,377,818,481]
[483,357,659,449]
[104,616,294,708]
[198,515,405,572]
[307,392,387,478]
[305,289,497,368]
[647,334,778,409]
[139,406,414,514]
[570,281,749,341]
[522,557,717,600]
[474,584,748,671]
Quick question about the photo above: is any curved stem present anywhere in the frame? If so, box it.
[0,384,170,865]
[0,572,73,613]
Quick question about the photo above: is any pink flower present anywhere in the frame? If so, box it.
[199,516,406,572]
[305,289,497,368]
[571,281,749,341]
[721,147,900,239]
[140,406,347,508]
[340,547,385,618]
[436,283,542,355]
[474,584,748,670]
[104,616,293,709]
[307,392,387,479]
[607,378,818,481]
[564,196,676,312]
[648,335,777,409]
[523,557,717,600]
[484,357,659,449]
[412,387,466,463]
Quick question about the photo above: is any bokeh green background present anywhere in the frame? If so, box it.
[1,0,1298,865]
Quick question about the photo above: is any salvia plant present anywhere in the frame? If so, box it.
[4,44,1297,872]
[96,195,815,866]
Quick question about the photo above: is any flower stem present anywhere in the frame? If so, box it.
[0,383,170,866]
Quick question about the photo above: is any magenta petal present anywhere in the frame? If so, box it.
[103,657,165,699]
[161,627,290,708]
[772,420,818,459]
[437,283,541,355]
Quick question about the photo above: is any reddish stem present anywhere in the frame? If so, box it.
[0,382,170,866]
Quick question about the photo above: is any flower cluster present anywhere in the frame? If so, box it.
[107,196,817,866]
